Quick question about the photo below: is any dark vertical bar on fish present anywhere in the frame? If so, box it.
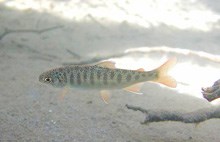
[110,71,115,80]
[63,72,67,84]
[70,71,74,85]
[103,72,108,85]
[83,70,87,82]
[97,70,101,80]
[90,71,94,85]
[135,74,140,80]
[77,72,81,85]
[117,73,122,83]
[126,74,132,82]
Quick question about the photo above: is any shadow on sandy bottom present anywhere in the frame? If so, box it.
[1,2,220,57]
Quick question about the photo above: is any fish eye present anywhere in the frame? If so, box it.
[44,77,51,82]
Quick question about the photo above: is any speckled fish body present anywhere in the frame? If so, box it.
[39,58,177,90]
[40,65,155,89]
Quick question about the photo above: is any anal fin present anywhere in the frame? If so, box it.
[100,90,111,104]
[123,83,144,95]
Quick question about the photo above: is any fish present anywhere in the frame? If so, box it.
[39,58,177,103]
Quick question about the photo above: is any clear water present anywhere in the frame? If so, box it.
[1,1,220,141]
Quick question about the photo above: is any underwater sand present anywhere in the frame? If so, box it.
[1,1,220,141]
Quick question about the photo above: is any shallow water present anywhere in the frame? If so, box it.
[1,1,220,142]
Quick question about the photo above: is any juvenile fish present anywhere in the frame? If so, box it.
[39,58,177,103]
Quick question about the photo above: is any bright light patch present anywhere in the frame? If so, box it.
[112,46,220,103]
[126,46,220,62]
[170,62,220,99]
[1,0,220,31]
[210,99,220,105]
[112,57,160,71]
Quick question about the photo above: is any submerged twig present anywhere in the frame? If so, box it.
[126,104,220,124]
[202,79,220,102]
[0,25,63,40]
[65,49,81,59]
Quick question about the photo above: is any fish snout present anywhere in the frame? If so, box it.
[39,73,45,83]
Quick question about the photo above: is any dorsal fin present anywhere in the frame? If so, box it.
[96,61,115,69]
[137,68,144,72]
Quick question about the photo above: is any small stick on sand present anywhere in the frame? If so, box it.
[202,79,220,102]
[0,25,63,40]
[126,104,220,124]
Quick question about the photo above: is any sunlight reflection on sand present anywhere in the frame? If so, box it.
[1,0,220,31]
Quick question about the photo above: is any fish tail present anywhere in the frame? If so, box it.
[153,58,177,88]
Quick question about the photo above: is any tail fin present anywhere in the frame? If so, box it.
[153,58,177,88]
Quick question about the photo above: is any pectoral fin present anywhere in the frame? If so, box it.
[123,83,144,95]
[100,90,111,104]
[97,61,115,69]
[58,87,69,100]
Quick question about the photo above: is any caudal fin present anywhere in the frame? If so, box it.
[153,58,177,88]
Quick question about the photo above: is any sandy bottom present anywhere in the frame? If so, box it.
[1,1,220,142]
